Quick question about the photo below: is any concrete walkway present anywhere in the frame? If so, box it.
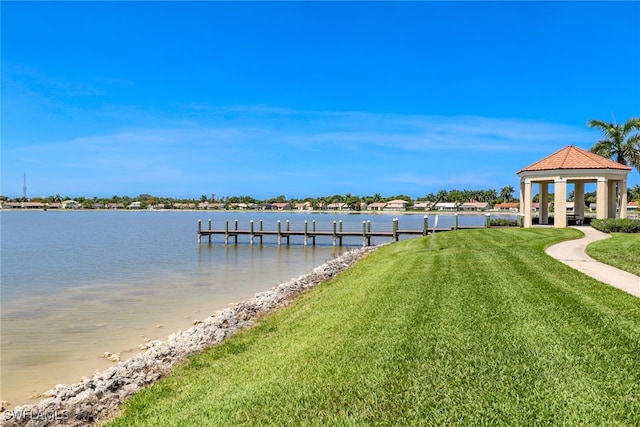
[545,226,640,298]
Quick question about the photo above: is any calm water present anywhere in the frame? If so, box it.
[0,210,492,407]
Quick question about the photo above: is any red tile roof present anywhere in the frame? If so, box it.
[518,145,632,173]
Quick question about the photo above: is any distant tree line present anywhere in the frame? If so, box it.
[0,187,515,209]
[3,185,638,210]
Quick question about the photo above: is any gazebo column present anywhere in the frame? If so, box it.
[540,182,549,225]
[620,179,628,219]
[574,181,585,221]
[522,179,533,227]
[554,177,567,228]
[596,177,608,219]
[608,180,617,218]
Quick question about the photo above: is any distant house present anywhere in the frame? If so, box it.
[128,201,142,209]
[435,202,459,211]
[47,203,62,209]
[236,203,257,210]
[295,202,312,211]
[589,203,597,212]
[459,201,489,212]
[174,203,195,210]
[23,202,45,209]
[107,203,125,210]
[367,202,387,211]
[494,202,519,212]
[257,203,273,210]
[327,202,349,211]
[532,202,552,212]
[628,201,639,212]
[271,202,291,211]
[384,200,410,211]
[92,203,106,209]
[412,201,433,211]
[1,202,43,209]
[62,200,81,209]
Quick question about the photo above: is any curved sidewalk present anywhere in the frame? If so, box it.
[545,226,640,298]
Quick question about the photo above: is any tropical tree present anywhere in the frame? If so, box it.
[500,186,515,203]
[588,117,640,173]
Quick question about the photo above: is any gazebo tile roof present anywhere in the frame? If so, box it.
[517,145,632,173]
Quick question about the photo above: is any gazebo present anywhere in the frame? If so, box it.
[517,145,632,228]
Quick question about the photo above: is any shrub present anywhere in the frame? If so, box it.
[490,218,518,227]
[591,218,640,233]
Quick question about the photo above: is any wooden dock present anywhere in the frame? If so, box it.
[197,216,491,246]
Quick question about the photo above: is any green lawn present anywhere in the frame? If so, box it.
[586,232,640,276]
[106,229,640,426]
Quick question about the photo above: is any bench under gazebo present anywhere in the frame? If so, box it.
[517,145,632,228]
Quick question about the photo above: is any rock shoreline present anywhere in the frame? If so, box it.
[1,246,379,427]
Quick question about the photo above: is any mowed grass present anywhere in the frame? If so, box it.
[586,233,640,276]
[106,229,640,426]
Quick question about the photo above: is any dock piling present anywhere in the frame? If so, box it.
[286,220,290,245]
[332,221,337,246]
[393,218,398,241]
[312,220,316,245]
[277,221,282,245]
[260,219,264,244]
[234,219,239,244]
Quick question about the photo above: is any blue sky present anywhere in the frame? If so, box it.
[2,1,639,200]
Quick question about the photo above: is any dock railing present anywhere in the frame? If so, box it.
[196,215,494,247]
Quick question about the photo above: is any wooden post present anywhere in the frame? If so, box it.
[362,221,366,247]
[304,220,308,246]
[197,220,202,244]
[423,215,428,236]
[234,219,238,244]
[250,220,254,245]
[453,213,458,230]
[286,220,290,245]
[208,219,212,243]
[339,220,343,246]
[367,220,372,246]
[393,218,398,242]
[277,220,282,245]
[485,213,491,228]
[332,221,337,246]
[225,220,229,245]
[312,220,316,246]
[259,219,263,245]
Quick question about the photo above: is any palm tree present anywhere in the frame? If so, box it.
[500,186,515,203]
[588,117,640,173]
